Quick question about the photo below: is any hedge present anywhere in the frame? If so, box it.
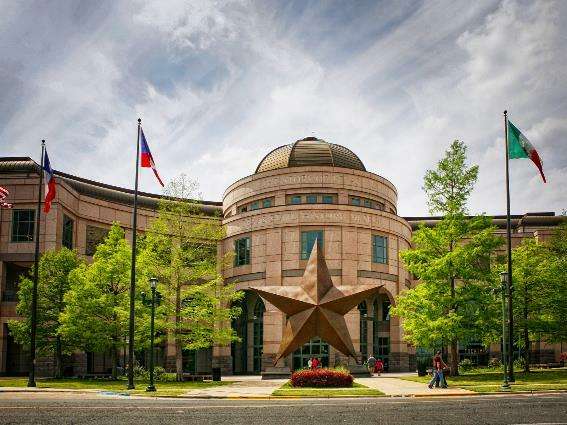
[291,368,353,388]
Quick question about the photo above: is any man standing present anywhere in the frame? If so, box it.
[366,355,377,376]
[428,351,448,388]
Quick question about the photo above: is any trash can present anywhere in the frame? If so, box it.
[212,367,221,382]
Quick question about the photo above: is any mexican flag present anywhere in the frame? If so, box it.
[508,120,546,183]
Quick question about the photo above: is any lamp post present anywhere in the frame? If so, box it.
[146,277,158,392]
[499,272,511,391]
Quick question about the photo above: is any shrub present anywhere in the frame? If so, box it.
[459,358,474,372]
[291,368,353,388]
[416,356,430,376]
[488,357,501,369]
[559,352,567,363]
[514,357,527,371]
[133,364,149,381]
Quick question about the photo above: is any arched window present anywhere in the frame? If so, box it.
[358,302,368,360]
[253,300,265,373]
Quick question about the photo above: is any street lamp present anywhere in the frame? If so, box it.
[146,277,158,392]
[499,272,511,391]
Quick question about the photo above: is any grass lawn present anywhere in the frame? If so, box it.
[272,381,384,397]
[401,368,567,393]
[0,377,228,397]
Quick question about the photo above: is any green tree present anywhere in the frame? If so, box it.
[423,140,478,215]
[392,215,503,374]
[394,140,501,375]
[60,223,144,379]
[8,248,83,378]
[510,238,553,372]
[139,175,242,381]
[540,223,567,343]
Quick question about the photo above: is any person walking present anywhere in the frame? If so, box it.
[366,355,377,376]
[307,358,313,369]
[428,351,448,389]
[312,357,320,369]
[374,358,384,376]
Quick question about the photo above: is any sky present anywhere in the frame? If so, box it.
[1,0,565,216]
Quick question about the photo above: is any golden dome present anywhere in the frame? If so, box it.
[255,137,366,173]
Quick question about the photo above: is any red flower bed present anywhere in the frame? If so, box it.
[291,368,353,388]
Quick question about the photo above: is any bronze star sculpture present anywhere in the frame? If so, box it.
[250,240,381,364]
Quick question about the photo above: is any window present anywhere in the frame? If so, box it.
[358,302,368,360]
[234,237,251,266]
[382,300,391,321]
[291,196,302,205]
[372,235,388,264]
[250,201,259,211]
[11,210,35,242]
[262,198,272,208]
[62,215,74,249]
[301,230,323,259]
[86,226,110,256]
[253,300,265,373]
[306,195,317,204]
[364,199,372,208]
[322,195,334,204]
[350,197,361,206]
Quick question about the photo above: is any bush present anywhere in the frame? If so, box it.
[459,358,474,372]
[514,357,527,371]
[291,368,353,388]
[488,357,501,369]
[416,357,430,376]
[133,364,149,381]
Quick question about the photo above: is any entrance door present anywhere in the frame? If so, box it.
[5,325,28,376]
[292,338,329,370]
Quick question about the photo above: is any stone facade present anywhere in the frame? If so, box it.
[0,141,565,376]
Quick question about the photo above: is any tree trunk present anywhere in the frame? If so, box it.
[523,285,530,373]
[450,276,459,376]
[55,335,63,379]
[175,280,183,382]
[111,344,118,380]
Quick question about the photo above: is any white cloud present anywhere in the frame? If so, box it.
[0,0,565,216]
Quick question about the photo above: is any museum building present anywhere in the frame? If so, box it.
[0,137,564,376]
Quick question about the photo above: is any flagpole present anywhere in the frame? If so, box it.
[503,110,515,383]
[127,119,141,390]
[28,140,45,387]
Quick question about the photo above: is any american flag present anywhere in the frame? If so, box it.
[0,186,13,209]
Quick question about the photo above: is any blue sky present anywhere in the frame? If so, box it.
[1,0,565,216]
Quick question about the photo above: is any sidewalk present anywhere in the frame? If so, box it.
[183,378,288,398]
[357,375,475,397]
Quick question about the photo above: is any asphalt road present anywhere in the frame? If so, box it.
[0,393,566,425]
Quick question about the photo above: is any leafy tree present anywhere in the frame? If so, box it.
[60,223,145,379]
[423,140,478,215]
[394,140,501,375]
[538,223,567,343]
[510,238,553,372]
[392,214,503,374]
[8,248,83,378]
[139,175,242,381]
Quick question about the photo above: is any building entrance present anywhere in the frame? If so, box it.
[292,338,329,370]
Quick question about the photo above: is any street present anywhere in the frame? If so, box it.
[0,393,566,424]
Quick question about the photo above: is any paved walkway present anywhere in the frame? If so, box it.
[183,378,287,398]
[357,374,475,397]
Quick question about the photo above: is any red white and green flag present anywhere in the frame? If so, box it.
[507,120,546,183]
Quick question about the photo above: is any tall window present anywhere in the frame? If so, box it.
[358,302,368,360]
[62,215,74,249]
[301,230,323,260]
[234,237,251,266]
[253,300,265,373]
[372,235,388,264]
[11,210,35,242]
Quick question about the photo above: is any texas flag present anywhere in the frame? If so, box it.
[140,128,164,187]
[43,150,56,213]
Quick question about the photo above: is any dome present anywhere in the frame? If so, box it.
[255,137,366,173]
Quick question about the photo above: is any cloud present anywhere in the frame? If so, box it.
[0,0,565,216]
